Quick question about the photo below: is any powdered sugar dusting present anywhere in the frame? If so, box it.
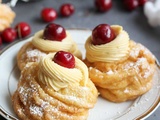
[29,104,43,117]
[106,70,114,75]
[26,49,46,62]
[18,86,27,105]
[123,57,152,79]
[124,88,129,93]
[27,49,46,57]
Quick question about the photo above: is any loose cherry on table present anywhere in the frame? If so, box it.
[92,24,116,45]
[138,0,147,6]
[41,8,57,22]
[60,3,75,17]
[53,51,75,68]
[43,23,66,41]
[123,0,139,11]
[1,28,17,43]
[15,22,31,38]
[95,0,112,12]
[0,36,2,46]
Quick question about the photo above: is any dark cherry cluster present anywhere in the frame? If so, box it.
[41,3,75,22]
[41,0,147,23]
[0,0,147,46]
[0,22,31,45]
[0,3,74,46]
[123,0,147,11]
[95,0,147,12]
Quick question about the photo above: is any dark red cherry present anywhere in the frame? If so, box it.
[60,3,75,17]
[123,0,139,11]
[43,23,66,41]
[95,0,112,12]
[1,28,17,43]
[15,22,31,38]
[41,8,57,22]
[53,51,75,68]
[138,0,147,6]
[92,24,116,45]
[0,36,2,46]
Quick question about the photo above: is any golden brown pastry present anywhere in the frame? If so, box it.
[0,2,15,31]
[84,24,156,102]
[12,51,98,120]
[17,23,82,71]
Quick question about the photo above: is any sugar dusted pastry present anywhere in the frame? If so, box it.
[84,24,156,102]
[0,2,15,31]
[17,23,82,70]
[12,51,98,120]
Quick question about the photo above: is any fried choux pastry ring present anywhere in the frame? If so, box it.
[12,51,98,120]
[84,24,156,102]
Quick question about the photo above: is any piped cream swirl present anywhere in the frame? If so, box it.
[85,25,130,62]
[32,30,82,58]
[38,53,88,91]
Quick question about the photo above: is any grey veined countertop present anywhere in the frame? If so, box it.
[0,0,160,120]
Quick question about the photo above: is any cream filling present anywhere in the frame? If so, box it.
[38,53,88,91]
[32,30,82,58]
[85,25,130,62]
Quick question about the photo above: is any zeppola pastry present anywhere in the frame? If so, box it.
[84,24,156,102]
[17,23,82,70]
[0,1,15,31]
[12,51,98,120]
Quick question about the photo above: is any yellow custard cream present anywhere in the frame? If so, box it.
[38,53,88,91]
[32,30,82,58]
[85,25,130,62]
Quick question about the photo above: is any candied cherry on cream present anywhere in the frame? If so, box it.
[138,0,147,6]
[53,51,75,68]
[43,23,66,41]
[15,22,31,38]
[92,24,116,45]
[1,28,17,43]
[41,8,57,22]
[60,3,75,17]
[123,0,139,11]
[95,0,112,12]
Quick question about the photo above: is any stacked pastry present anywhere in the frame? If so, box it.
[12,51,98,120]
[17,23,82,71]
[84,24,156,102]
[0,1,15,31]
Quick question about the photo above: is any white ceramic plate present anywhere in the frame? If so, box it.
[0,29,160,120]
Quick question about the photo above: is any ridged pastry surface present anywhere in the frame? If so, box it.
[84,40,156,102]
[17,42,47,71]
[12,60,98,120]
